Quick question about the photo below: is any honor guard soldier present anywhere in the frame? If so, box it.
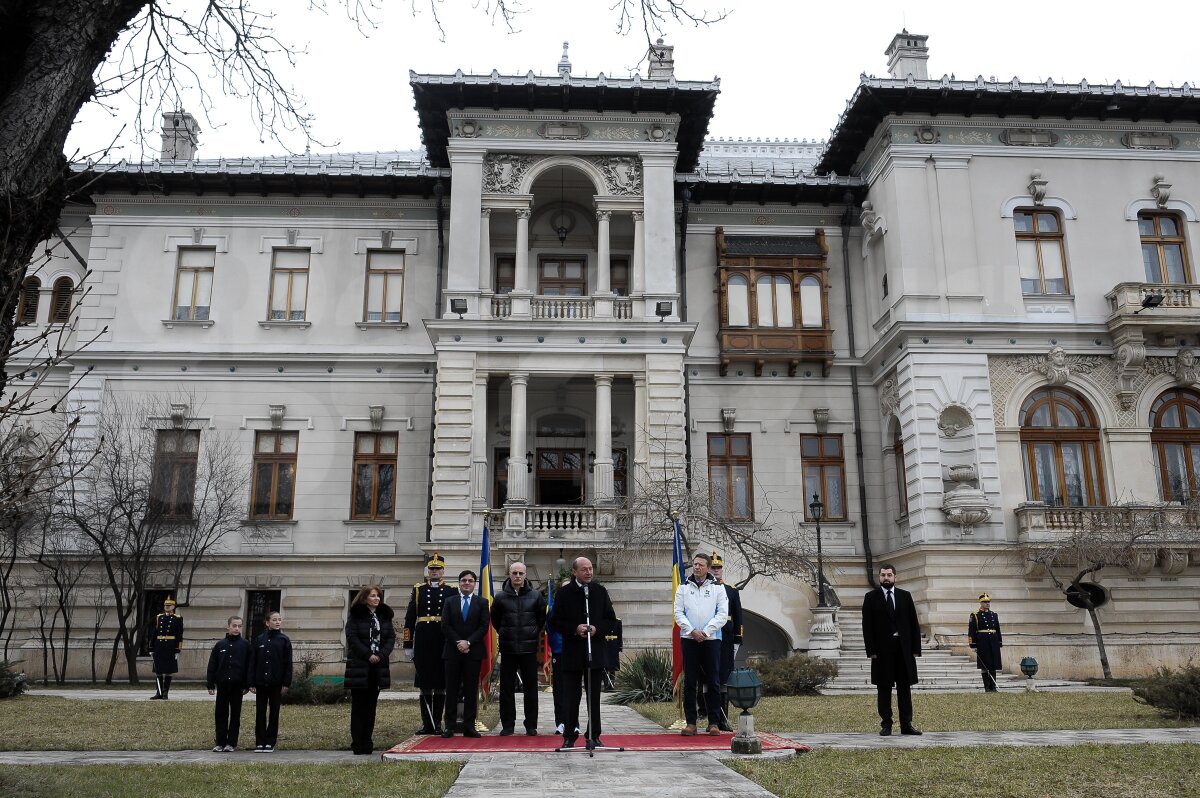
[968,593,1003,692]
[704,553,743,731]
[150,596,184,699]
[403,552,454,734]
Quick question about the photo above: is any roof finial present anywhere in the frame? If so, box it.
[558,41,571,78]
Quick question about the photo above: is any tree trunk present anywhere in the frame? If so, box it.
[1086,605,1113,680]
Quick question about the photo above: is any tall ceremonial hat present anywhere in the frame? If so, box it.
[978,593,991,603]
[426,551,446,568]
[163,596,176,606]
[711,551,725,567]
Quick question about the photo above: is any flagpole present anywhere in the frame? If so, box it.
[668,516,687,731]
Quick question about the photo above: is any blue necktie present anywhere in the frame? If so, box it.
[461,596,469,621]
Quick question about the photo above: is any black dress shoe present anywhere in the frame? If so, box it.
[879,725,892,736]
[415,726,436,735]
[499,728,514,736]
[526,729,538,736]
[718,721,734,732]
[590,737,603,748]
[440,730,454,738]
[562,735,577,748]
[900,726,923,736]
[353,749,372,755]
[463,729,482,738]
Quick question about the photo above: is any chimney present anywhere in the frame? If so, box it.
[160,110,201,161]
[647,37,674,80]
[884,30,929,80]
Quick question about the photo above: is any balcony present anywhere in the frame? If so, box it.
[488,294,636,321]
[1015,501,1200,543]
[718,328,834,377]
[486,504,629,545]
[1106,282,1200,342]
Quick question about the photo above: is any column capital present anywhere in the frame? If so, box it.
[595,209,612,222]
[481,207,493,218]
[509,372,529,386]
[631,210,645,222]
[474,371,490,385]
[516,208,532,220]
[594,373,615,387]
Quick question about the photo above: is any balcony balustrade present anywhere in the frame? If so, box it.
[1015,501,1200,543]
[486,504,629,543]
[488,295,635,321]
[1106,282,1200,341]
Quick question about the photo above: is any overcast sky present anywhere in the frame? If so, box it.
[66,0,1200,161]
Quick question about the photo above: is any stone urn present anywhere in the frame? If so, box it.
[942,464,991,533]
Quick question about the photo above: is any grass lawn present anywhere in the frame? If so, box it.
[0,696,500,751]
[0,762,462,798]
[632,691,1195,733]
[730,744,1200,798]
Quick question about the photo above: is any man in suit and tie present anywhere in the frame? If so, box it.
[861,563,922,736]
[440,569,490,738]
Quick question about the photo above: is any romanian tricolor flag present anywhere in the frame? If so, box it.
[671,516,686,686]
[478,522,496,698]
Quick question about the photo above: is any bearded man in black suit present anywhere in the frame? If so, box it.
[861,563,922,736]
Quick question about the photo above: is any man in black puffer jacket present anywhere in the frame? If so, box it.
[248,611,292,752]
[490,561,547,735]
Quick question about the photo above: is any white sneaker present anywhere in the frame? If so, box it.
[254,745,265,753]
[212,746,223,752]
[263,745,274,753]
[555,723,565,735]
[223,745,236,752]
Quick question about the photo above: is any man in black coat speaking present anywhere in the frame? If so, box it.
[550,556,617,749]
[861,563,922,736]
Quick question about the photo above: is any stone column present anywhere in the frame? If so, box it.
[632,210,646,295]
[596,210,612,294]
[593,374,615,504]
[506,373,530,504]
[514,209,531,293]
[633,374,648,498]
[471,371,489,508]
[478,208,492,293]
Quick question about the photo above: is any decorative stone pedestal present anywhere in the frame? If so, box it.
[730,711,762,755]
[808,606,840,659]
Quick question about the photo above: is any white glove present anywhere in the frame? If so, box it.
[403,648,414,661]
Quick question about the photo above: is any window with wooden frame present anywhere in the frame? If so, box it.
[48,277,74,323]
[351,432,397,520]
[538,256,586,296]
[251,431,299,520]
[708,433,753,520]
[1014,209,1068,295]
[893,423,909,517]
[267,248,310,321]
[613,448,628,501]
[801,434,846,520]
[172,247,215,321]
[493,447,510,508]
[363,250,405,322]
[724,263,826,329]
[1151,389,1200,501]
[610,257,630,297]
[494,255,515,294]
[150,429,200,519]
[1019,387,1106,507]
[17,277,40,325]
[1139,212,1189,284]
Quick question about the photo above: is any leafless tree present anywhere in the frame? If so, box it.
[1022,501,1200,679]
[26,497,94,685]
[619,434,817,591]
[60,391,251,683]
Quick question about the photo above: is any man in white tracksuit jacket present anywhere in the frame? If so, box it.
[673,551,729,735]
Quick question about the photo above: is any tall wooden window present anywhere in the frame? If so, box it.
[251,431,299,519]
[893,423,909,518]
[1020,387,1105,507]
[268,248,310,321]
[724,266,825,329]
[538,257,586,295]
[801,434,846,520]
[17,277,40,325]
[755,275,793,327]
[352,432,397,520]
[708,433,752,520]
[150,430,200,518]
[493,448,511,508]
[363,250,405,322]
[1151,389,1200,501]
[495,255,515,294]
[799,275,823,327]
[611,257,630,296]
[1139,212,1189,283]
[727,275,750,326]
[536,448,584,505]
[1014,209,1068,294]
[172,247,215,321]
[48,277,74,323]
[613,448,628,501]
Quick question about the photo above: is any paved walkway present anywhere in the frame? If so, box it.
[8,688,1199,798]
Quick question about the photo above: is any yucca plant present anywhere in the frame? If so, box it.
[609,648,674,704]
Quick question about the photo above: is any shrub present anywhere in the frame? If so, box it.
[755,654,838,696]
[609,648,673,704]
[1132,663,1200,720]
[282,657,348,705]
[0,660,27,699]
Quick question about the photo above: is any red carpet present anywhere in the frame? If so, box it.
[384,731,809,754]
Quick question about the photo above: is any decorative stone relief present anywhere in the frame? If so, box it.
[937,404,974,438]
[1122,132,1178,150]
[369,405,385,431]
[589,125,646,141]
[482,154,537,193]
[455,119,481,138]
[1028,345,1093,386]
[645,124,674,142]
[586,156,642,196]
[268,404,286,430]
[169,403,189,430]
[999,129,1059,147]
[914,125,940,144]
[1062,132,1114,147]
[1113,339,1148,409]
[941,464,991,533]
[1027,170,1048,205]
[721,408,736,433]
[537,122,589,140]
[944,130,991,145]
[879,376,900,418]
[1151,174,1172,208]
[1159,548,1190,575]
[1176,348,1200,387]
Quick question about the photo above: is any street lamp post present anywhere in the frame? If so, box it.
[809,493,827,608]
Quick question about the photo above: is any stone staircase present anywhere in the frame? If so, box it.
[821,609,1072,692]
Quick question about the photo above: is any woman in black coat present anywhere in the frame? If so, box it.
[344,584,396,754]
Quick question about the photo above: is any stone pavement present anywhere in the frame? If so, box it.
[6,687,1199,798]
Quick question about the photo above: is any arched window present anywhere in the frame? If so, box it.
[727,275,749,327]
[799,275,823,328]
[755,275,792,327]
[1020,387,1105,506]
[1151,389,1200,501]
[48,277,73,323]
[893,422,908,517]
[17,277,40,325]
